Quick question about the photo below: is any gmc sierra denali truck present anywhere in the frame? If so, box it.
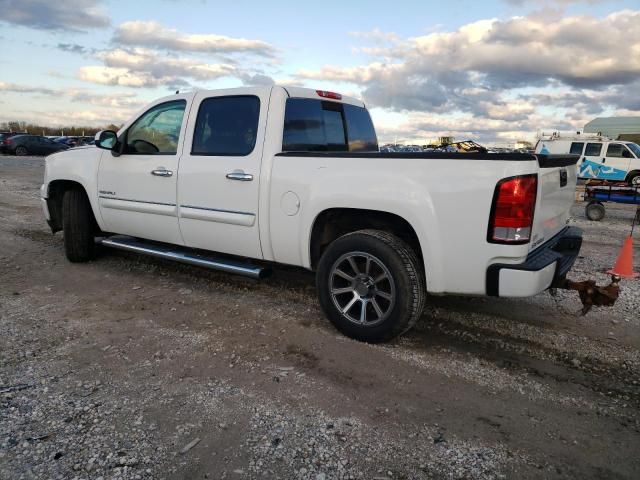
[41,86,582,342]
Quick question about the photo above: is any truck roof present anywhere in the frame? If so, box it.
[281,86,365,108]
[538,133,612,142]
[155,86,366,109]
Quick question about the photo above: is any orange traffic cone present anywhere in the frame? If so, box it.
[608,235,639,278]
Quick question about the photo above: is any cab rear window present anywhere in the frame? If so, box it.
[282,98,378,152]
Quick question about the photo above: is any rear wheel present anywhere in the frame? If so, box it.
[585,201,605,221]
[316,229,425,343]
[15,146,28,156]
[62,188,96,262]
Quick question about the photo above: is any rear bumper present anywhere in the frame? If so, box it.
[486,226,583,297]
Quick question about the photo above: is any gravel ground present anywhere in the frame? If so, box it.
[1,155,639,479]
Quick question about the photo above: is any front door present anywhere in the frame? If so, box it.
[98,98,189,245]
[601,143,633,181]
[177,88,270,259]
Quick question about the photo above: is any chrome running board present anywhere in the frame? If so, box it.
[99,235,270,280]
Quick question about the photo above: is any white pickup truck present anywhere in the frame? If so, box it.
[41,86,582,342]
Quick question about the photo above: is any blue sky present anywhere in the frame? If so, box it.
[1,0,639,144]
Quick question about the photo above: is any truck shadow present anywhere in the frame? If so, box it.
[404,296,640,410]
[16,228,640,409]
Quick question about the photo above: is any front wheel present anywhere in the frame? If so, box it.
[627,172,640,187]
[62,188,96,262]
[316,230,426,343]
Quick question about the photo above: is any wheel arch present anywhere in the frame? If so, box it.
[46,180,99,233]
[309,208,424,273]
[625,169,640,185]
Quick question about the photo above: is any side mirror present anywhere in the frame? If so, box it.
[95,130,118,150]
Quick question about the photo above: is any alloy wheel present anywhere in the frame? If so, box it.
[328,252,396,327]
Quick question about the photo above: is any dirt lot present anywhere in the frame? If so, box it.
[1,155,639,480]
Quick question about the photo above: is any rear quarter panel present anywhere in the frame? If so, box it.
[269,155,539,294]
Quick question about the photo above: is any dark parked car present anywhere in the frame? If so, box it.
[0,132,26,144]
[1,135,70,156]
[55,136,93,147]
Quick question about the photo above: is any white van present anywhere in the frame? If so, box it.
[535,134,640,185]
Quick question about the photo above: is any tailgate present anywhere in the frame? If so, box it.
[530,155,579,251]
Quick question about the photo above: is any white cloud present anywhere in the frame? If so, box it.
[0,108,132,127]
[113,20,276,57]
[297,10,640,142]
[0,87,148,127]
[67,90,146,109]
[0,83,146,109]
[70,21,278,91]
[299,10,640,102]
[78,48,237,87]
[0,82,56,95]
[0,0,109,31]
[78,66,156,88]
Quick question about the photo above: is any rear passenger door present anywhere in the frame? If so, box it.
[177,88,270,259]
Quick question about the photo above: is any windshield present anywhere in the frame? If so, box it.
[627,143,640,158]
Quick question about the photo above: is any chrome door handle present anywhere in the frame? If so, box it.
[226,170,253,181]
[151,168,173,177]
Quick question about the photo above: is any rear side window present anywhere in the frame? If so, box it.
[344,104,378,152]
[282,98,378,152]
[585,143,602,156]
[192,96,260,156]
[569,142,584,155]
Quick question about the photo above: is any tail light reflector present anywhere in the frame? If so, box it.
[488,174,537,244]
[316,90,342,100]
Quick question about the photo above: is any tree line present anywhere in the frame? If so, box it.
[1,121,121,136]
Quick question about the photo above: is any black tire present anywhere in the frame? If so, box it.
[585,202,605,221]
[62,188,96,262]
[316,229,426,343]
[15,146,28,156]
[627,172,640,187]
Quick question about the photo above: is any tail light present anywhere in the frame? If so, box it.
[488,174,537,244]
[2,139,12,145]
[316,90,342,100]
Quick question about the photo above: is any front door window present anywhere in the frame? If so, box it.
[125,100,186,155]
